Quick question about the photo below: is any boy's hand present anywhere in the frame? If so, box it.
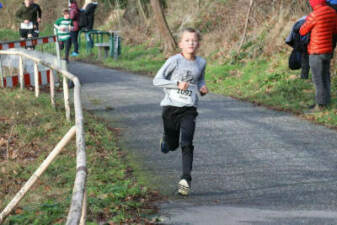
[199,85,208,96]
[178,81,189,90]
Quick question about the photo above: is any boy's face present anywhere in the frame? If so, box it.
[64,13,70,19]
[179,31,199,55]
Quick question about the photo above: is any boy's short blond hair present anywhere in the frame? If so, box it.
[178,28,202,42]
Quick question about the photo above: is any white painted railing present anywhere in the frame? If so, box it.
[0,48,87,225]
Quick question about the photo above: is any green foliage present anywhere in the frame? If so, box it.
[0,29,19,41]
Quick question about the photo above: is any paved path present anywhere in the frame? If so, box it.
[68,62,337,225]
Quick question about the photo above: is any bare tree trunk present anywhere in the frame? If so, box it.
[123,0,138,23]
[150,0,177,56]
[237,0,254,54]
[138,0,149,27]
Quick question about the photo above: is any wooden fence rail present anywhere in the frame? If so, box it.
[0,49,87,225]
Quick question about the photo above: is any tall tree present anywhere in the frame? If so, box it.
[237,0,254,54]
[150,0,177,56]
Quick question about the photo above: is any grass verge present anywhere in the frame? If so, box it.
[0,88,159,225]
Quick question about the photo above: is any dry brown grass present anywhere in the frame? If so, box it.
[161,0,312,58]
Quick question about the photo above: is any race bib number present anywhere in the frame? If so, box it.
[20,22,33,29]
[169,84,197,105]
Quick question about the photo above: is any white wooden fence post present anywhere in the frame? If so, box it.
[62,60,71,121]
[19,56,24,90]
[50,70,55,108]
[34,62,39,97]
[63,76,70,121]
[0,55,4,87]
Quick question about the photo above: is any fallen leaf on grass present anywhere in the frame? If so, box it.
[0,138,6,147]
[15,208,23,214]
[10,150,18,160]
[288,75,297,80]
[303,89,313,94]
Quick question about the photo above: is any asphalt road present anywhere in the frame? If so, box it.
[68,61,337,225]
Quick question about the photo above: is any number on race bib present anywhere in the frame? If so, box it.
[169,84,197,105]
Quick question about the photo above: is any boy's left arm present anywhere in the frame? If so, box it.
[198,63,208,96]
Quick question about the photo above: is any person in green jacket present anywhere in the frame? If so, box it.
[55,9,73,62]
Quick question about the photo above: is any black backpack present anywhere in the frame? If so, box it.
[289,49,302,70]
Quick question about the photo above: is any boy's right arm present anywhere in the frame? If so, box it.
[153,57,179,89]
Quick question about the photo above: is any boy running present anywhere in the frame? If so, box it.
[153,27,208,196]
[55,9,73,62]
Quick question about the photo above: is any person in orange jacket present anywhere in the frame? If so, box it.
[300,0,337,111]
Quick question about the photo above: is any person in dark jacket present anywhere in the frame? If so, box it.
[30,0,42,33]
[70,0,80,56]
[16,0,42,39]
[82,0,98,30]
[300,0,337,111]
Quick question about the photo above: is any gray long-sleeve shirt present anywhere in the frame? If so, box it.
[153,53,206,107]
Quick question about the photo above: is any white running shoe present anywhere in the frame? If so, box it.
[178,179,190,196]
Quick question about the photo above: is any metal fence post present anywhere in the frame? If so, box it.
[114,33,119,60]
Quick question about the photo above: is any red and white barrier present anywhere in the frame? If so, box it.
[2,70,56,88]
[0,36,56,50]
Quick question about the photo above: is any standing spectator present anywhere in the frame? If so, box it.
[16,0,41,39]
[82,0,98,30]
[55,9,73,63]
[70,0,80,56]
[29,0,42,36]
[300,0,337,111]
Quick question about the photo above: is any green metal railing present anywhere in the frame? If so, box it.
[78,29,121,59]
